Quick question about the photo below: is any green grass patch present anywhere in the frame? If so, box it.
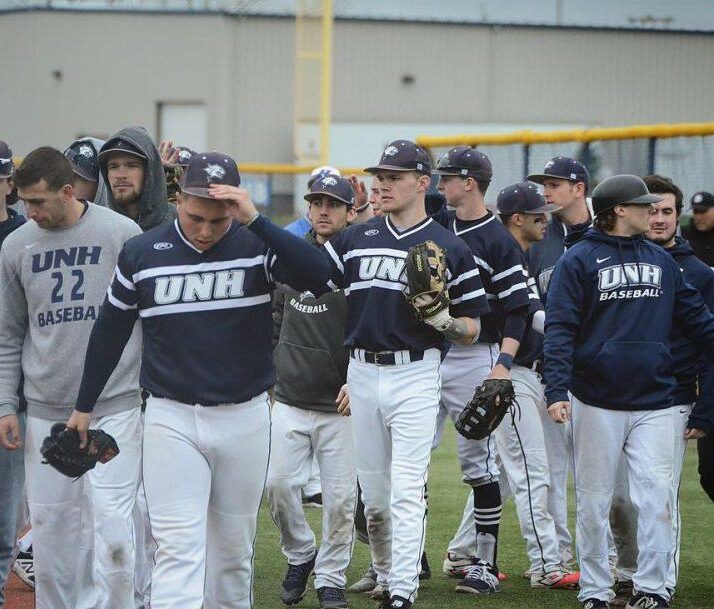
[253,423,714,608]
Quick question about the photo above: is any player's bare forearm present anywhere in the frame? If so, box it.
[442,316,479,345]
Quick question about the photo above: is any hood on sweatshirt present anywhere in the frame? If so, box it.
[66,137,109,207]
[99,126,176,232]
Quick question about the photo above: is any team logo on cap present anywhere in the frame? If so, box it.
[204,164,226,180]
[693,193,703,204]
[321,176,338,186]
[179,150,192,163]
[78,144,94,158]
[383,146,399,157]
[545,160,555,169]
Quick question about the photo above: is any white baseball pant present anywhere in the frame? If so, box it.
[572,398,675,603]
[25,407,142,609]
[142,395,270,609]
[266,402,356,589]
[495,364,562,573]
[347,348,441,603]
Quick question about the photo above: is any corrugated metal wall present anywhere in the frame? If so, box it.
[1,11,712,160]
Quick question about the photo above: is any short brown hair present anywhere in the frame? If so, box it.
[594,208,617,233]
[643,174,683,215]
[14,147,74,192]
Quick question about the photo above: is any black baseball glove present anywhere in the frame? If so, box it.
[41,423,120,479]
[404,240,449,320]
[455,379,516,441]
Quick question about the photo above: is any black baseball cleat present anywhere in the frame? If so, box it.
[455,559,500,594]
[11,546,34,589]
[582,599,609,609]
[625,592,669,609]
[380,595,412,609]
[316,586,348,609]
[280,552,316,605]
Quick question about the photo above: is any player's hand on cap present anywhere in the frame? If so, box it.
[209,185,259,224]
[66,409,92,449]
[336,383,350,417]
[0,414,22,450]
[158,140,179,169]
[548,400,571,424]
[684,427,707,440]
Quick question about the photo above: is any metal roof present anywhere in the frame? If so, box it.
[1,0,713,32]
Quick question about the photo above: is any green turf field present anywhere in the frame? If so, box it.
[252,423,714,609]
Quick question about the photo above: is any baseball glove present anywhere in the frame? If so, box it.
[404,240,449,320]
[455,379,515,440]
[40,423,120,479]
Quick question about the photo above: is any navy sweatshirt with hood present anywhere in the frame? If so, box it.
[544,227,714,411]
[666,237,714,431]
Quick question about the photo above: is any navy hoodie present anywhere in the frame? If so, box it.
[544,227,714,410]
[666,237,714,431]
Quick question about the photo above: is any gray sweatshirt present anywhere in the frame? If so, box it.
[0,203,143,420]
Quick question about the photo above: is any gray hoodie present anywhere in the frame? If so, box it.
[100,126,176,232]
[68,136,110,207]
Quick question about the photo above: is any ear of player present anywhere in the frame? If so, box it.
[40,423,120,478]
[455,379,516,441]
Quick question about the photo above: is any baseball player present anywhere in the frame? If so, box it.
[285,166,342,236]
[429,146,531,594]
[267,174,357,609]
[99,126,177,231]
[69,151,335,609]
[494,181,580,589]
[0,147,143,609]
[64,137,109,206]
[0,139,27,606]
[527,155,591,566]
[544,174,714,609]
[257,139,487,609]
[608,175,714,606]
[682,191,714,268]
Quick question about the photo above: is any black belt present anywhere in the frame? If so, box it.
[350,348,425,366]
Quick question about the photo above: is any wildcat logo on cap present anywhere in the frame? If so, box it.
[78,144,94,158]
[321,176,338,186]
[204,164,226,180]
[383,146,399,157]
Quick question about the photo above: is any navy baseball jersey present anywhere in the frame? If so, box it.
[528,215,591,305]
[99,219,315,406]
[513,255,546,369]
[323,214,489,353]
[429,202,530,344]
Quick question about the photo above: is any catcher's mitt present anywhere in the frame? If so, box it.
[404,240,449,320]
[41,423,120,478]
[455,379,515,440]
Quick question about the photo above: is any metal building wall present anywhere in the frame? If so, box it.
[1,10,712,159]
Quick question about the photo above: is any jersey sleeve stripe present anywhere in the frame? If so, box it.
[107,287,138,311]
[344,278,406,296]
[324,241,344,275]
[114,266,136,291]
[447,267,480,288]
[473,255,494,275]
[132,256,265,283]
[491,264,526,282]
[139,293,271,318]
[497,282,528,299]
[450,287,486,304]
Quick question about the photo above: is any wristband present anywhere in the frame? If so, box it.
[496,353,514,370]
[245,211,260,226]
[353,202,370,213]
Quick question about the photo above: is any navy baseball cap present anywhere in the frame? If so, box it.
[64,141,100,182]
[497,181,560,215]
[528,156,589,186]
[0,141,14,178]
[176,147,196,168]
[180,151,241,198]
[434,146,492,181]
[98,138,147,163]
[691,191,714,211]
[365,140,431,176]
[304,174,355,207]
